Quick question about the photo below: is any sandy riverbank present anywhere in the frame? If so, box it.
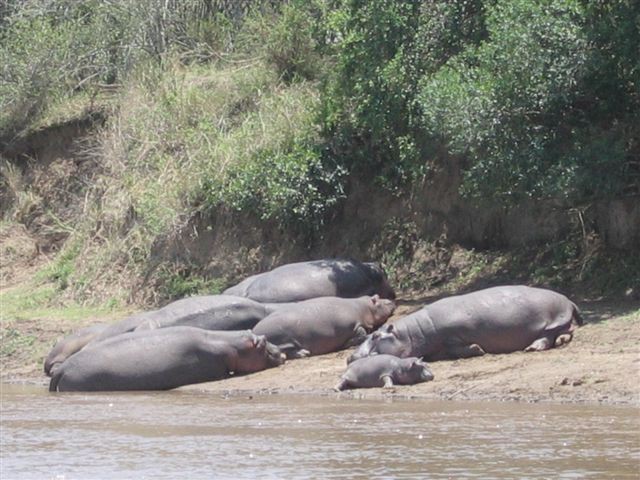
[6,299,636,406]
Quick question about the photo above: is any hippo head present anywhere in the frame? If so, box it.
[369,295,396,327]
[399,357,434,384]
[348,323,409,363]
[363,262,396,300]
[235,333,286,372]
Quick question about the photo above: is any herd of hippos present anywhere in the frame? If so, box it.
[45,258,583,393]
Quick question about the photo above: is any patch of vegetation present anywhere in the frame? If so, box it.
[152,264,226,302]
[371,219,500,295]
[0,282,120,323]
[1,0,636,308]
[0,328,37,357]
[37,240,82,290]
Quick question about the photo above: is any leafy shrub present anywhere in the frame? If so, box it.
[319,0,487,187]
[237,1,325,82]
[212,139,345,231]
[419,0,638,201]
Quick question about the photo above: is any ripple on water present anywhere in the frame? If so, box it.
[1,384,639,479]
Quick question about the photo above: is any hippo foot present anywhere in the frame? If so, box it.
[448,343,486,358]
[524,336,552,352]
[290,349,311,359]
[382,376,394,388]
[554,333,573,348]
[334,379,348,391]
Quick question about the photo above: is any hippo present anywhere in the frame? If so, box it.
[132,295,282,331]
[44,323,109,377]
[349,285,583,363]
[224,258,396,303]
[44,295,283,376]
[49,327,285,392]
[335,354,434,390]
[252,295,396,359]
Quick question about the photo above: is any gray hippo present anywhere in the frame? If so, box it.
[349,286,583,363]
[132,295,282,331]
[224,258,396,303]
[252,295,396,359]
[49,327,285,392]
[335,354,434,390]
[44,295,281,376]
[44,323,109,376]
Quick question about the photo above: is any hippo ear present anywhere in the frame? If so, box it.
[249,334,266,349]
[371,294,380,305]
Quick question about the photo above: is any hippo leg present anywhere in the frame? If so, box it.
[278,341,311,359]
[344,325,369,348]
[335,378,349,391]
[447,343,486,359]
[381,375,394,388]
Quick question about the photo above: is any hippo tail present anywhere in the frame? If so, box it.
[43,358,53,377]
[571,302,584,326]
[49,370,63,392]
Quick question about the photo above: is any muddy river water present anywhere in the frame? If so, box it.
[1,383,638,479]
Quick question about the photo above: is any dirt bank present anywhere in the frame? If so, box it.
[4,295,638,406]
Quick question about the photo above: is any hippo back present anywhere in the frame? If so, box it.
[425,285,580,353]
[224,259,395,303]
[133,295,271,331]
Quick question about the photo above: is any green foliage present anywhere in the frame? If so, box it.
[418,0,639,201]
[212,139,345,231]
[0,0,142,136]
[154,265,225,301]
[238,1,325,82]
[0,0,241,138]
[320,0,488,188]
[3,0,638,308]
[0,328,37,357]
[420,0,588,199]
[37,240,82,290]
[321,0,425,185]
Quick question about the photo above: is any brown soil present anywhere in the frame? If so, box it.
[4,293,638,406]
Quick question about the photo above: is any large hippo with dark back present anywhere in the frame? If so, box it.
[132,295,282,331]
[224,259,396,303]
[349,286,583,363]
[49,327,285,392]
[44,295,281,376]
[253,295,396,358]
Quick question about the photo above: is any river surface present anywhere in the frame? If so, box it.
[1,383,639,479]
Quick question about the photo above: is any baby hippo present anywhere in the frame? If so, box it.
[335,354,434,391]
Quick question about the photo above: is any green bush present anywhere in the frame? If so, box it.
[320,0,424,184]
[319,0,487,188]
[418,0,638,201]
[237,1,326,82]
[0,0,239,138]
[212,139,345,231]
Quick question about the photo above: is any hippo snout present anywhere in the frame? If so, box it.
[347,339,374,364]
[266,342,286,366]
